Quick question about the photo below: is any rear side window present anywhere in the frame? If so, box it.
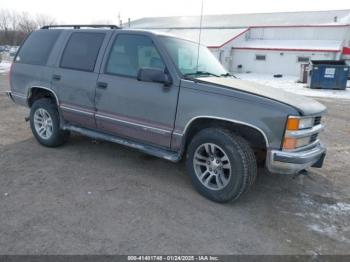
[16,30,61,65]
[60,32,105,72]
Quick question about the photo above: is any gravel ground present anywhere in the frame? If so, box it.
[0,73,349,255]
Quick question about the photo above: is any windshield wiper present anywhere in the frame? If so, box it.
[184,71,219,78]
[220,73,233,77]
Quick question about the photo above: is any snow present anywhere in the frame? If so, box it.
[0,61,12,74]
[235,73,350,99]
[233,39,342,51]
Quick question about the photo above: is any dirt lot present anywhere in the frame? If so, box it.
[0,73,349,255]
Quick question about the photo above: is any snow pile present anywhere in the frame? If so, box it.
[235,73,350,100]
[0,61,12,74]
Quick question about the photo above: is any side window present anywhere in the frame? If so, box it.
[297,56,310,63]
[60,32,105,72]
[16,30,61,65]
[106,34,165,77]
[255,54,266,61]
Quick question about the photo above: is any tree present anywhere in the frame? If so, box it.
[18,12,38,34]
[35,14,56,28]
[0,9,57,45]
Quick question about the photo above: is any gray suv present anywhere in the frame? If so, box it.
[7,25,326,202]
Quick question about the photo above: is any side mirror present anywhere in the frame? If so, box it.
[137,68,172,87]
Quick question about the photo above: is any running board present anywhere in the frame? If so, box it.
[63,124,181,162]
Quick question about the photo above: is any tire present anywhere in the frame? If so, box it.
[186,128,257,203]
[30,98,70,147]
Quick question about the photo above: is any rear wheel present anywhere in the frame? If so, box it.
[30,98,70,147]
[186,128,257,203]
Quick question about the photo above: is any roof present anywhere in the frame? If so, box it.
[154,28,248,48]
[129,9,350,29]
[232,40,343,52]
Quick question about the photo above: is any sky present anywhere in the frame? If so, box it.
[1,0,350,24]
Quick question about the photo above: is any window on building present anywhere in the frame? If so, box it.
[255,54,266,61]
[60,32,105,72]
[16,30,61,65]
[297,56,310,63]
[106,34,165,77]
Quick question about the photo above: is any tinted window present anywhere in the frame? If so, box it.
[106,34,165,77]
[16,30,61,65]
[297,56,310,63]
[255,55,266,61]
[60,32,105,72]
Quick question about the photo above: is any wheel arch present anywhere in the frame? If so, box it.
[180,116,269,155]
[27,86,59,107]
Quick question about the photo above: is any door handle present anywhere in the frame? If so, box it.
[52,74,61,81]
[97,82,108,89]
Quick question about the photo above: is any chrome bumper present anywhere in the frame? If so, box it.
[267,143,326,174]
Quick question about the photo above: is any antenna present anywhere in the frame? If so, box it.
[196,0,204,72]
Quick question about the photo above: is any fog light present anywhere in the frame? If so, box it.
[283,137,297,150]
[283,136,311,150]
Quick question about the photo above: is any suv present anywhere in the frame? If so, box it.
[7,25,326,202]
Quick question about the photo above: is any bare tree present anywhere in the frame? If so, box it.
[0,9,57,45]
[35,14,56,28]
[9,10,19,45]
[17,12,38,34]
[0,9,11,31]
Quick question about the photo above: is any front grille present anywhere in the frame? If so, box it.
[310,133,318,143]
[314,116,322,126]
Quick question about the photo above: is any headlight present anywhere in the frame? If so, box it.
[283,116,318,150]
[286,116,314,130]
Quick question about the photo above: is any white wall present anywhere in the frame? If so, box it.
[230,50,337,76]
[249,27,348,41]
[211,26,348,76]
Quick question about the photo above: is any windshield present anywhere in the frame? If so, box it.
[159,36,228,78]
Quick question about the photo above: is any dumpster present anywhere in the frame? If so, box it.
[308,60,349,90]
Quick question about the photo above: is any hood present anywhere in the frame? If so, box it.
[197,77,326,116]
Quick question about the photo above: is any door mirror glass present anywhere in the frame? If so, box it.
[137,68,172,86]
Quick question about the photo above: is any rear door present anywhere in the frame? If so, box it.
[95,32,179,148]
[52,31,111,128]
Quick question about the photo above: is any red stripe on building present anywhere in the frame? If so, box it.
[232,47,341,53]
[250,24,350,29]
[207,28,250,49]
[343,47,350,55]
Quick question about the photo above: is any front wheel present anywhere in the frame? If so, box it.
[30,98,70,147]
[186,128,257,203]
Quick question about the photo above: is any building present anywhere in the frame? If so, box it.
[129,10,350,76]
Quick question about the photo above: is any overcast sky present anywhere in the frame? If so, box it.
[2,0,350,24]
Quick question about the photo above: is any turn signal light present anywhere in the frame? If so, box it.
[286,118,300,131]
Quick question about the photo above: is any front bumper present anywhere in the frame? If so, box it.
[267,143,326,174]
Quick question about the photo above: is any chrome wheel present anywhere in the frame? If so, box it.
[193,143,231,191]
[33,108,53,140]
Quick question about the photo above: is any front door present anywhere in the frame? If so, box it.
[95,33,179,148]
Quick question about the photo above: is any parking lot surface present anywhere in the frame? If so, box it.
[0,74,349,254]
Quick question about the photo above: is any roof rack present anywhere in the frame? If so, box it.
[41,24,120,29]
